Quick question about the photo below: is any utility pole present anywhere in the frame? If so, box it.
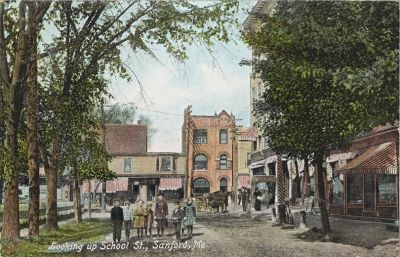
[184,105,192,199]
[231,116,241,209]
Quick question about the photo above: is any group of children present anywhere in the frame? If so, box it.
[110,194,196,243]
[110,200,154,242]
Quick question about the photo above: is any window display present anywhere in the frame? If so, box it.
[377,175,396,204]
[347,175,362,203]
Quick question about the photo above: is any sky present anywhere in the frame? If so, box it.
[108,1,256,152]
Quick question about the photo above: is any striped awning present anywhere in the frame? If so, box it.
[159,178,182,190]
[240,127,257,141]
[82,181,102,193]
[335,141,398,175]
[237,175,250,189]
[106,177,129,193]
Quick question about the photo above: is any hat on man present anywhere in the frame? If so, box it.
[174,200,181,204]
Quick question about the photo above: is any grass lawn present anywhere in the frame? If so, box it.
[1,219,112,257]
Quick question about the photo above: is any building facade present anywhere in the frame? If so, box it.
[242,0,292,208]
[183,109,236,197]
[106,152,186,203]
[83,124,186,204]
[329,125,398,221]
[236,127,257,190]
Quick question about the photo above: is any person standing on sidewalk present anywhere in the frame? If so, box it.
[133,200,146,240]
[238,189,242,206]
[254,187,262,211]
[111,199,123,243]
[144,203,154,237]
[155,193,168,237]
[242,187,248,212]
[172,201,185,241]
[184,197,196,240]
[123,202,132,241]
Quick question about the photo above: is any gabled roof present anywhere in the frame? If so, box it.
[103,124,147,155]
[217,110,230,118]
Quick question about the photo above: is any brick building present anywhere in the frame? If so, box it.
[183,108,237,197]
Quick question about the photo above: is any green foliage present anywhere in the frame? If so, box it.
[244,1,399,160]
[2,0,239,185]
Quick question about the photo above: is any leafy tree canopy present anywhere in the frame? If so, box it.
[244,1,399,160]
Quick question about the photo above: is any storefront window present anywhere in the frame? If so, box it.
[377,175,397,204]
[347,175,362,203]
[332,175,344,206]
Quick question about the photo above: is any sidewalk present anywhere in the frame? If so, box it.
[228,203,398,250]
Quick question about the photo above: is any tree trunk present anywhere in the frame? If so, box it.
[73,168,82,222]
[46,139,59,229]
[27,2,40,237]
[316,159,330,234]
[1,2,28,241]
[101,181,106,212]
[1,85,22,240]
[301,157,310,205]
[295,159,301,197]
[291,160,301,205]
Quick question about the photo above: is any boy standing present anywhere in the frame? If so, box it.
[111,199,123,243]
[123,202,132,241]
[172,201,185,241]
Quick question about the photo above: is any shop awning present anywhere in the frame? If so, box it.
[237,175,250,189]
[253,175,276,183]
[159,178,182,190]
[82,181,102,193]
[335,141,397,175]
[106,177,129,193]
[240,127,257,141]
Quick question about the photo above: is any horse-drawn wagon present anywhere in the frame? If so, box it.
[202,191,231,213]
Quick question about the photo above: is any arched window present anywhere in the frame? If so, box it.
[193,178,210,196]
[219,154,227,170]
[194,154,208,170]
[220,129,228,144]
[220,178,227,192]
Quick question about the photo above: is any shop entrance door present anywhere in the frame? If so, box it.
[363,174,376,214]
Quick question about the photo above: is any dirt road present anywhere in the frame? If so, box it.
[65,213,398,257]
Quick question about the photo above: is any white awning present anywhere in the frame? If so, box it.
[265,155,277,164]
[326,151,358,163]
[249,160,266,169]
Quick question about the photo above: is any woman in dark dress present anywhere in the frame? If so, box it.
[254,187,262,211]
